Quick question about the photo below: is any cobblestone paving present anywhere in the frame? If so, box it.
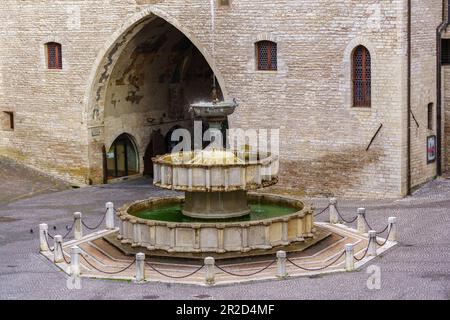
[0,156,70,205]
[0,160,449,299]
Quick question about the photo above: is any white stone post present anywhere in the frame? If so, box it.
[388,217,397,242]
[276,251,287,278]
[74,212,82,240]
[329,197,339,224]
[345,244,354,271]
[357,208,366,233]
[204,257,215,285]
[368,230,377,257]
[135,253,145,283]
[54,235,64,263]
[70,246,81,276]
[39,223,49,252]
[106,202,115,230]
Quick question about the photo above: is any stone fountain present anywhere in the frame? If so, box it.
[116,94,316,255]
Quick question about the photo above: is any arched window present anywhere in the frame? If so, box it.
[352,45,371,107]
[106,133,139,179]
[256,41,277,71]
[45,42,62,69]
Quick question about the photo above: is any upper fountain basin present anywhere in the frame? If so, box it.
[152,150,279,192]
[190,100,238,120]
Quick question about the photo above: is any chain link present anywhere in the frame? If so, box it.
[81,209,107,230]
[59,242,71,264]
[146,262,204,279]
[43,231,55,252]
[80,254,136,275]
[353,237,372,261]
[287,250,345,271]
[375,226,392,247]
[215,259,276,277]
[46,217,76,240]
[362,215,389,235]
[314,205,330,217]
[335,206,358,224]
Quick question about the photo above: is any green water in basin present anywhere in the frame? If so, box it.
[131,201,298,223]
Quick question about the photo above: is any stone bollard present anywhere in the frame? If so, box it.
[345,244,355,271]
[329,197,339,224]
[135,253,145,283]
[106,202,115,230]
[388,217,397,242]
[74,212,82,240]
[357,208,366,233]
[39,223,49,252]
[276,251,287,278]
[204,257,215,285]
[368,230,377,257]
[54,235,64,263]
[70,246,81,276]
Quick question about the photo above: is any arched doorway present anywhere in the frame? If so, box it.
[106,134,139,180]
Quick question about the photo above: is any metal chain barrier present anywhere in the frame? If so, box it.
[43,231,55,252]
[80,254,136,275]
[287,251,345,271]
[314,205,330,217]
[353,237,372,261]
[81,209,107,230]
[375,223,389,235]
[59,242,71,264]
[375,226,392,247]
[46,231,54,240]
[46,218,76,240]
[215,259,276,277]
[145,262,204,279]
[362,215,389,235]
[335,206,358,224]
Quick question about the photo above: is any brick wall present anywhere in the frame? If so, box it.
[0,0,442,198]
[409,0,442,189]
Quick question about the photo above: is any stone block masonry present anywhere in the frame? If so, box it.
[0,0,447,198]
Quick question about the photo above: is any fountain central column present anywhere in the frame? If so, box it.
[182,190,250,219]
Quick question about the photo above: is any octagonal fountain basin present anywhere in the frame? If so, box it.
[152,150,279,193]
[116,194,315,254]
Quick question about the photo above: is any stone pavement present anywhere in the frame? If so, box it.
[0,160,449,299]
[0,156,70,205]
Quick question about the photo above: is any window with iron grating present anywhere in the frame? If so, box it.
[257,41,277,71]
[352,45,371,107]
[46,42,62,70]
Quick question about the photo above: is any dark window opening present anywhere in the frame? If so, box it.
[46,42,62,70]
[218,0,230,6]
[1,111,14,131]
[442,39,450,65]
[256,41,277,71]
[427,103,433,130]
[352,45,371,107]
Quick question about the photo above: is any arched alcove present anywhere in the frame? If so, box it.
[85,10,226,183]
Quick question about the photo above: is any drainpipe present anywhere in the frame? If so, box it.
[436,0,450,178]
[407,0,412,195]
